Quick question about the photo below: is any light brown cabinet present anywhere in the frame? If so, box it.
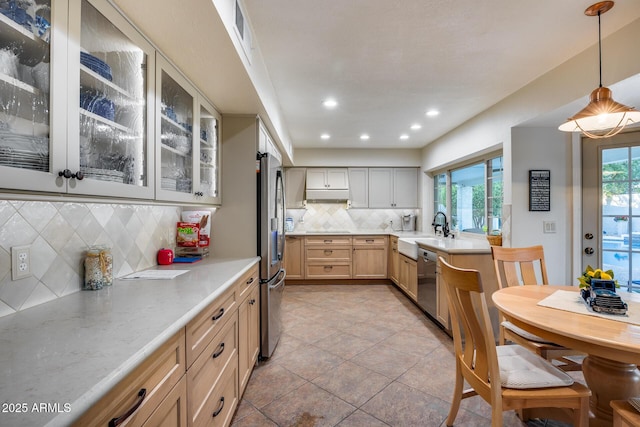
[352,236,388,279]
[388,236,399,284]
[187,311,238,427]
[72,329,186,427]
[397,254,417,301]
[74,262,260,427]
[284,235,304,279]
[238,281,260,395]
[143,375,188,427]
[304,236,352,279]
[435,252,498,335]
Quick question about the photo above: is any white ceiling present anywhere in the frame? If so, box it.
[243,0,640,149]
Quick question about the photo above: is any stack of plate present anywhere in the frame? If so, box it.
[82,167,125,183]
[80,89,115,121]
[0,127,49,171]
[80,52,112,81]
[161,177,177,191]
[0,146,48,171]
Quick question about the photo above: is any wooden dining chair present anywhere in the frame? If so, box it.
[491,245,583,371]
[439,257,590,427]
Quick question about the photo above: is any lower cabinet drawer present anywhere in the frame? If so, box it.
[186,286,237,367]
[188,313,238,427]
[306,248,351,261]
[306,264,351,279]
[72,329,186,427]
[143,375,187,427]
[191,356,239,427]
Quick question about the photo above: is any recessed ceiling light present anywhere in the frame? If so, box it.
[400,134,409,140]
[323,98,338,109]
[410,124,422,130]
[360,134,370,141]
[320,133,330,140]
[426,109,440,117]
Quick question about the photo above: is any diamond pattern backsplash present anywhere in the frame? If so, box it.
[0,200,181,318]
[286,203,420,233]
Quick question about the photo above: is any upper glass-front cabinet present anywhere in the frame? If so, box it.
[0,0,61,191]
[67,0,154,198]
[0,0,221,204]
[199,101,220,202]
[156,54,220,204]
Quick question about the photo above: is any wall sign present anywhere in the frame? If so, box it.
[529,170,550,211]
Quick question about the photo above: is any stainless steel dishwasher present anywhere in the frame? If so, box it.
[417,248,438,323]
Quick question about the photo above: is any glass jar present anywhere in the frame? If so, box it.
[84,246,113,290]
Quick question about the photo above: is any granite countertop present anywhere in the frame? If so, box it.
[0,256,259,427]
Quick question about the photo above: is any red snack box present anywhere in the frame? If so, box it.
[176,222,200,247]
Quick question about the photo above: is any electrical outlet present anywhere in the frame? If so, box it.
[11,245,32,280]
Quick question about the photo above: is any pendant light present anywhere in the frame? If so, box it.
[559,1,640,139]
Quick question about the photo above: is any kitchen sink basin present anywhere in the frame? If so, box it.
[398,238,420,260]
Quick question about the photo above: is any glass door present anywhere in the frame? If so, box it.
[156,54,198,203]
[582,130,640,292]
[67,0,154,198]
[198,99,221,204]
[0,0,63,192]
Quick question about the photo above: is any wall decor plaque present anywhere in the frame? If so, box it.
[529,170,550,211]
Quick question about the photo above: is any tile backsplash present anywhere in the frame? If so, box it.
[286,203,420,233]
[0,200,181,317]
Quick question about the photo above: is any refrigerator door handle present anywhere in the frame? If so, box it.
[270,269,286,289]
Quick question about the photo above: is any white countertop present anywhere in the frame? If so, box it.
[286,229,435,237]
[0,256,259,427]
[414,236,491,254]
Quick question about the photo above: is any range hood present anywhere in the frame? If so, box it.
[305,168,350,201]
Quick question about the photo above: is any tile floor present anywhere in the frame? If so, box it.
[231,284,580,427]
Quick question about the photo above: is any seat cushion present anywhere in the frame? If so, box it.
[496,345,574,389]
[501,320,556,344]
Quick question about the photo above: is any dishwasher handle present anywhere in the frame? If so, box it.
[420,250,438,263]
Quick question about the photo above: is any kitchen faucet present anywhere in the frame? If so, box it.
[432,211,450,237]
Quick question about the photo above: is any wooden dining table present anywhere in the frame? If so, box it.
[492,285,640,427]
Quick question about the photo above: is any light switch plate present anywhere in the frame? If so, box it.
[543,221,556,234]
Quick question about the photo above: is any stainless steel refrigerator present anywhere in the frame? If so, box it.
[257,152,286,358]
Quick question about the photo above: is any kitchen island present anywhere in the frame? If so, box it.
[0,256,259,427]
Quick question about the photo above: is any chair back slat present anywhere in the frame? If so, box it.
[440,257,498,402]
[491,245,549,288]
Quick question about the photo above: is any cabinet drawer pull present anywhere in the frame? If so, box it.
[324,265,333,270]
[324,239,333,243]
[109,388,146,427]
[212,342,225,359]
[249,298,256,305]
[365,239,374,243]
[246,277,255,285]
[212,308,225,321]
[324,250,333,255]
[212,397,225,417]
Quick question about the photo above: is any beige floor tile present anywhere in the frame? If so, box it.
[231,283,573,427]
[312,360,393,407]
[261,382,356,427]
[350,343,421,379]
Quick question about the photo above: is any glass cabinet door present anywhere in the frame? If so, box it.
[156,54,197,202]
[0,0,60,191]
[198,99,221,204]
[67,0,154,198]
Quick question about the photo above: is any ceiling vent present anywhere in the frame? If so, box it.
[234,0,253,64]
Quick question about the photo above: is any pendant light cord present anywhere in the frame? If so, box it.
[598,10,603,88]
